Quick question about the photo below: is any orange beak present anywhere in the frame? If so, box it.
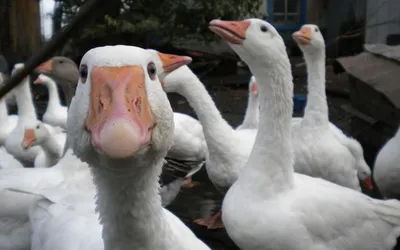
[22,129,37,150]
[156,52,192,73]
[84,66,156,159]
[362,176,373,190]
[209,19,251,45]
[33,77,43,85]
[35,59,53,74]
[292,26,312,45]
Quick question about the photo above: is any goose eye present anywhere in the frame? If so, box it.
[36,125,40,129]
[260,25,268,33]
[79,65,88,83]
[315,27,319,32]
[147,62,156,80]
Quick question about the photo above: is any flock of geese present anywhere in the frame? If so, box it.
[0,18,400,250]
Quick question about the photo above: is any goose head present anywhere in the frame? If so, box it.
[35,56,79,106]
[209,18,287,69]
[33,73,53,85]
[35,56,79,84]
[21,122,50,150]
[147,49,192,82]
[351,142,373,190]
[67,45,190,166]
[358,165,373,190]
[292,24,325,54]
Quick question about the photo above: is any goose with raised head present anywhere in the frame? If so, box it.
[145,50,205,206]
[148,50,208,165]
[22,121,66,168]
[147,50,207,201]
[34,74,67,128]
[161,63,257,229]
[30,45,210,250]
[0,73,18,146]
[289,24,370,191]
[236,76,259,130]
[35,57,79,107]
[210,18,400,250]
[374,126,400,199]
[4,63,41,166]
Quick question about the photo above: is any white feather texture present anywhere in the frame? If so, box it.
[214,18,400,250]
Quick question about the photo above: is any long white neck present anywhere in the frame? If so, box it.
[90,155,169,250]
[0,97,8,122]
[240,91,259,129]
[302,49,328,126]
[44,78,63,112]
[242,58,295,195]
[40,135,62,158]
[15,77,37,120]
[175,73,236,154]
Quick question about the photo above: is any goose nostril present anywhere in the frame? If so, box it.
[135,97,142,116]
[98,101,104,117]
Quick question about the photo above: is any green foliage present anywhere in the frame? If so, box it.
[54,0,263,57]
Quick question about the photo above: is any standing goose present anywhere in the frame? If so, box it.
[374,126,400,199]
[35,57,79,156]
[236,76,259,130]
[161,64,257,229]
[290,24,370,191]
[68,45,209,249]
[143,51,204,207]
[148,49,207,191]
[0,48,201,250]
[30,45,210,250]
[33,74,67,129]
[210,18,400,250]
[4,63,41,165]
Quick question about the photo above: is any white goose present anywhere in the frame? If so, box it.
[374,126,400,199]
[162,64,257,229]
[0,51,195,250]
[25,45,210,250]
[149,49,208,163]
[145,50,206,206]
[34,74,68,129]
[236,76,259,130]
[290,24,371,191]
[0,73,18,146]
[4,63,41,166]
[22,121,66,168]
[210,18,400,250]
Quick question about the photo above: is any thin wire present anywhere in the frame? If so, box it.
[0,0,109,100]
